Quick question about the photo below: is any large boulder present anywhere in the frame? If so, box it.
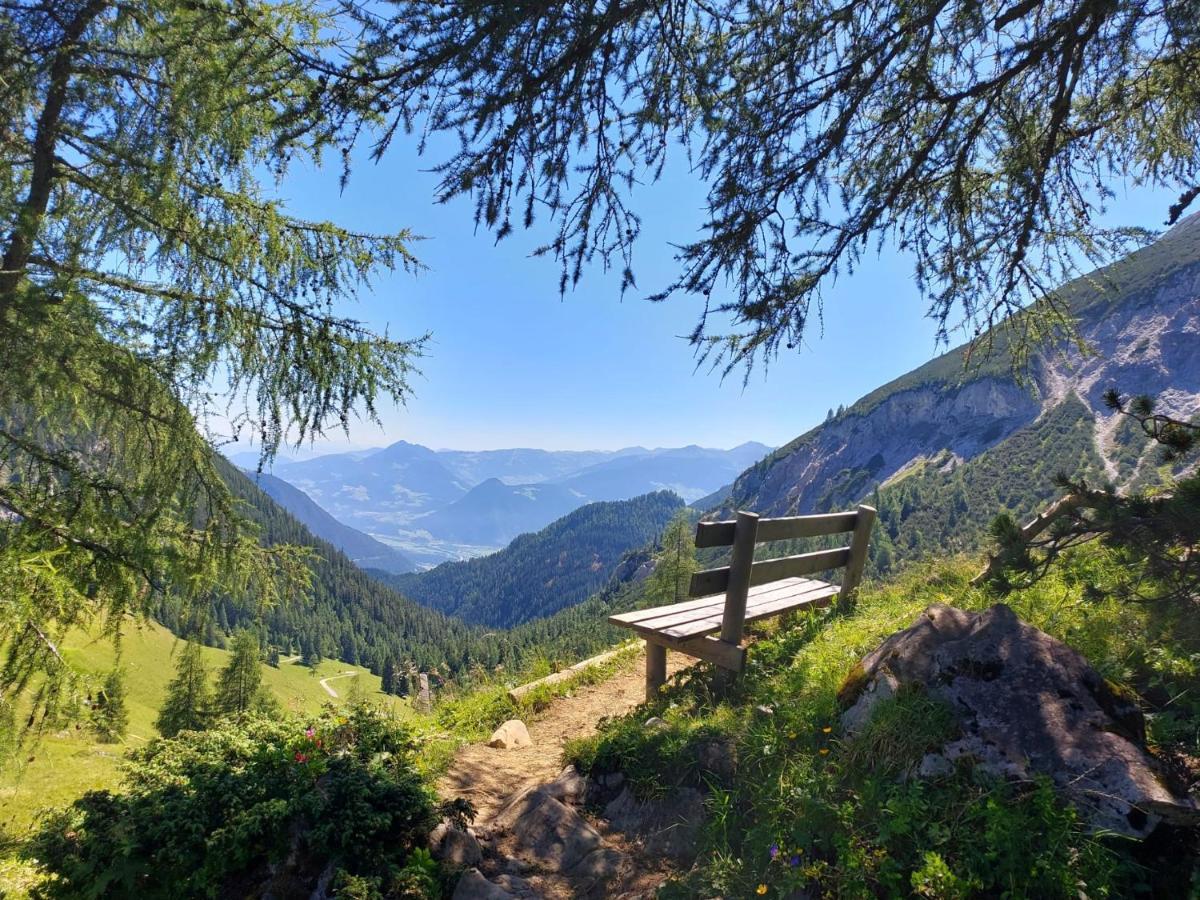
[840,603,1198,838]
[492,786,603,871]
[602,785,707,860]
[452,869,515,900]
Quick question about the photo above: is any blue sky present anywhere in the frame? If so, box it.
[249,134,1178,455]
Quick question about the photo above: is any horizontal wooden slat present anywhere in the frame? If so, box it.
[611,577,839,642]
[748,547,850,586]
[695,511,860,548]
[689,565,731,597]
[688,546,850,597]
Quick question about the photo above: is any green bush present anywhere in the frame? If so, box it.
[26,705,441,899]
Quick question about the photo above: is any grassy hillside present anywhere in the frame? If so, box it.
[566,547,1200,897]
[0,620,409,835]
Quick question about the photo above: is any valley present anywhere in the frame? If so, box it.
[255,441,770,567]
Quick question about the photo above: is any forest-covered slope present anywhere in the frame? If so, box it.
[248,471,417,573]
[176,461,574,677]
[380,491,683,628]
[709,215,1200,572]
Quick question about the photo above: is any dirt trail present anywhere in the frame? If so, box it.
[438,650,689,821]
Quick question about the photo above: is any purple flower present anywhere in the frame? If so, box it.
[790,855,801,868]
[769,843,779,860]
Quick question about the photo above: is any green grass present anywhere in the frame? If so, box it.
[565,548,1200,898]
[0,620,411,836]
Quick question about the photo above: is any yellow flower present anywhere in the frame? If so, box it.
[819,747,829,755]
[787,731,797,739]
[756,885,768,895]
[821,726,832,733]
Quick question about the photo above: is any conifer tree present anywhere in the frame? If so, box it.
[91,667,128,743]
[216,631,265,717]
[380,656,396,695]
[156,641,213,738]
[644,512,698,607]
[0,0,420,731]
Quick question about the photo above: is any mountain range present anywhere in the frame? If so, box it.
[259,440,770,564]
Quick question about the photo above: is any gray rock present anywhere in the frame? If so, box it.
[603,785,706,860]
[643,716,668,730]
[430,822,483,867]
[697,738,737,782]
[569,847,629,881]
[543,765,587,806]
[917,752,954,779]
[492,874,539,897]
[452,868,515,900]
[493,786,603,871]
[488,719,532,749]
[754,704,775,717]
[840,603,1200,838]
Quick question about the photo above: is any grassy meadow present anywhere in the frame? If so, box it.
[0,620,412,836]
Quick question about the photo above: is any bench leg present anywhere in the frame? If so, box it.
[645,641,667,702]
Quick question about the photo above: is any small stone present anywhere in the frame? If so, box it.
[754,704,775,717]
[452,868,515,900]
[643,716,668,729]
[488,719,532,749]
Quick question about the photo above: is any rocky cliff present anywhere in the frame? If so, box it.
[716,215,1200,563]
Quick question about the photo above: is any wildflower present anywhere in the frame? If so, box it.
[756,885,768,895]
[787,731,797,739]
[305,727,315,738]
[821,726,832,733]
[819,747,829,755]
[769,843,779,860]
[294,751,308,764]
[790,854,802,867]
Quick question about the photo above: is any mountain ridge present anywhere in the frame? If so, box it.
[710,217,1200,570]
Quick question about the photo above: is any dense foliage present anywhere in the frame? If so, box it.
[384,491,683,628]
[0,0,420,733]
[566,549,1200,897]
[27,706,443,899]
[351,0,1200,371]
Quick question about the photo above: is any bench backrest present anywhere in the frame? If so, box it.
[689,506,876,645]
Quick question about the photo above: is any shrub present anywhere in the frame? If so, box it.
[26,705,441,899]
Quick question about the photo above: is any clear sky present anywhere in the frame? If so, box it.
[239,133,1178,455]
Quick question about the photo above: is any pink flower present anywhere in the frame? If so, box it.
[305,728,315,739]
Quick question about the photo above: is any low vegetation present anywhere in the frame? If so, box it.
[565,547,1200,898]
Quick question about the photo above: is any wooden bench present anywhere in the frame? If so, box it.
[609,506,876,700]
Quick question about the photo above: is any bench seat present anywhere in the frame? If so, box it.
[608,576,839,645]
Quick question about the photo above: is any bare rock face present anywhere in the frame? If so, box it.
[488,720,532,750]
[492,786,603,872]
[840,603,1199,838]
